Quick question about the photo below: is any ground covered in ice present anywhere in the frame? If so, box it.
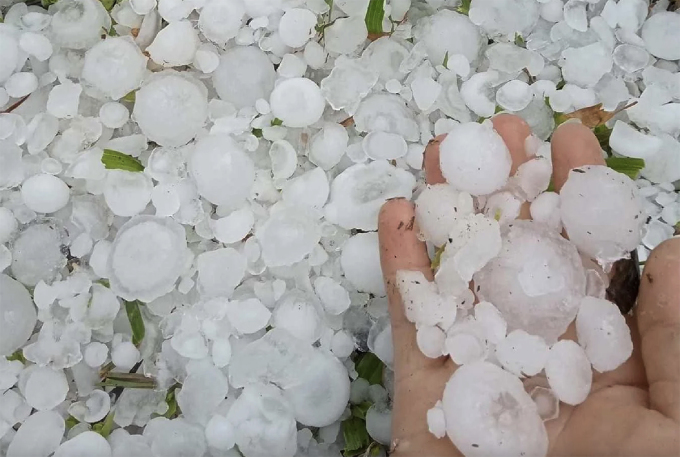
[0,0,678,456]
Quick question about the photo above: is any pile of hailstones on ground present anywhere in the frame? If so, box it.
[0,0,679,455]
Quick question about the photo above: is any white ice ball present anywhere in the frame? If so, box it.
[270,77,325,128]
[545,340,592,405]
[81,36,147,100]
[278,8,318,48]
[20,174,70,214]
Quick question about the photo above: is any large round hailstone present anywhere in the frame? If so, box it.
[108,216,188,302]
[576,297,633,372]
[0,30,20,85]
[6,411,65,457]
[24,367,69,411]
[199,0,245,45]
[273,294,322,344]
[354,93,420,142]
[196,248,246,298]
[256,207,321,267]
[103,170,153,217]
[269,77,325,128]
[413,10,483,66]
[147,20,200,67]
[439,121,512,196]
[20,174,70,214]
[325,161,415,231]
[560,165,644,263]
[442,362,548,457]
[360,37,410,82]
[49,0,112,50]
[212,46,276,109]
[278,8,318,48]
[415,184,475,247]
[545,340,592,405]
[473,221,586,344]
[11,223,66,286]
[283,350,350,427]
[468,0,539,36]
[81,37,147,100]
[0,274,37,356]
[133,72,208,147]
[188,134,255,208]
[641,12,680,61]
[340,232,385,296]
[53,431,111,457]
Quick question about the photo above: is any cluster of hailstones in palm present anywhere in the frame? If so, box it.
[0,0,678,455]
[398,121,643,457]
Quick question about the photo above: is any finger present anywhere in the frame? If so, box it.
[550,122,606,192]
[637,237,680,422]
[423,135,447,185]
[378,198,445,372]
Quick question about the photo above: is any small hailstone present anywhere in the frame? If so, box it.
[199,0,244,45]
[189,134,254,209]
[417,326,446,359]
[530,192,562,232]
[341,233,386,296]
[99,102,129,129]
[613,44,650,73]
[205,414,235,451]
[415,184,475,247]
[515,158,552,201]
[0,208,18,244]
[563,0,588,31]
[496,80,533,112]
[576,297,633,372]
[20,174,70,214]
[366,404,392,445]
[5,72,38,98]
[133,72,208,147]
[84,342,108,368]
[53,431,111,457]
[177,361,229,426]
[197,248,246,298]
[483,191,523,225]
[314,276,351,315]
[269,140,298,181]
[24,367,69,411]
[460,71,499,118]
[413,10,482,66]
[81,37,147,100]
[441,213,502,281]
[439,121,512,196]
[281,167,330,210]
[495,330,550,377]
[641,12,680,61]
[331,331,355,358]
[411,77,442,111]
[445,320,489,365]
[442,362,548,457]
[560,165,644,263]
[147,20,199,67]
[212,46,276,109]
[6,411,65,457]
[278,8,317,48]
[103,170,152,217]
[112,342,140,370]
[129,0,156,14]
[530,386,560,422]
[108,216,188,302]
[0,274,37,356]
[324,16,368,55]
[304,40,327,69]
[560,43,613,88]
[212,208,254,244]
[226,298,272,334]
[273,295,322,344]
[46,81,82,119]
[474,301,507,345]
[309,123,349,170]
[474,221,586,344]
[325,161,415,231]
[362,131,408,160]
[256,207,321,267]
[427,401,447,439]
[270,77,325,128]
[545,340,592,405]
[278,53,308,78]
[19,32,53,61]
[193,45,220,73]
[385,79,402,93]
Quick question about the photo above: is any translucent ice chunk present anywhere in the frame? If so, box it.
[496,80,533,112]
[49,0,111,50]
[81,37,147,99]
[104,170,153,217]
[560,43,613,88]
[530,386,560,422]
[0,274,36,356]
[575,296,633,372]
[256,207,321,267]
[198,0,244,45]
[108,216,188,302]
[278,8,317,48]
[309,122,349,170]
[11,222,66,287]
[442,362,548,457]
[415,184,475,247]
[270,77,325,128]
[560,165,644,263]
[177,360,228,426]
[147,20,199,67]
[354,93,420,142]
[641,12,680,61]
[427,401,447,439]
[324,17,368,55]
[6,411,64,457]
[24,367,68,411]
[440,213,502,281]
[273,294,322,344]
[362,131,408,160]
[197,248,246,298]
[413,10,482,66]
[417,325,446,358]
[545,340,592,405]
[341,233,386,296]
[314,276,351,315]
[460,71,499,118]
[226,298,272,334]
[495,330,549,377]
[212,46,276,109]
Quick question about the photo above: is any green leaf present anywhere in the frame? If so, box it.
[125,300,145,347]
[122,90,136,103]
[355,352,384,386]
[593,124,612,154]
[342,416,372,455]
[546,179,555,193]
[455,0,472,15]
[365,0,385,35]
[271,118,283,126]
[163,384,181,419]
[605,157,646,180]
[65,415,80,430]
[6,350,26,364]
[431,244,446,270]
[252,128,263,138]
[96,279,110,288]
[442,51,449,69]
[99,0,117,11]
[93,411,115,438]
[351,401,373,420]
[41,0,59,7]
[101,149,144,172]
[514,33,525,47]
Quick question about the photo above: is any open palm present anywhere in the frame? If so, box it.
[378,115,680,456]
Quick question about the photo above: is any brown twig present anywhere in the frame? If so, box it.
[1,94,30,114]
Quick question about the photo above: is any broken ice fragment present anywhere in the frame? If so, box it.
[530,386,560,422]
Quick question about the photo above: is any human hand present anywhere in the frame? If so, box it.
[378,114,680,456]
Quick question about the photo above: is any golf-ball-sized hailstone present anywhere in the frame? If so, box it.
[474,221,586,344]
[439,121,512,196]
[0,274,37,356]
[133,72,208,147]
[107,216,188,302]
[442,361,548,457]
[20,174,70,214]
[560,165,644,263]
[269,77,326,128]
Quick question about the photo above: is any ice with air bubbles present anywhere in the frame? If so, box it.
[0,0,671,455]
